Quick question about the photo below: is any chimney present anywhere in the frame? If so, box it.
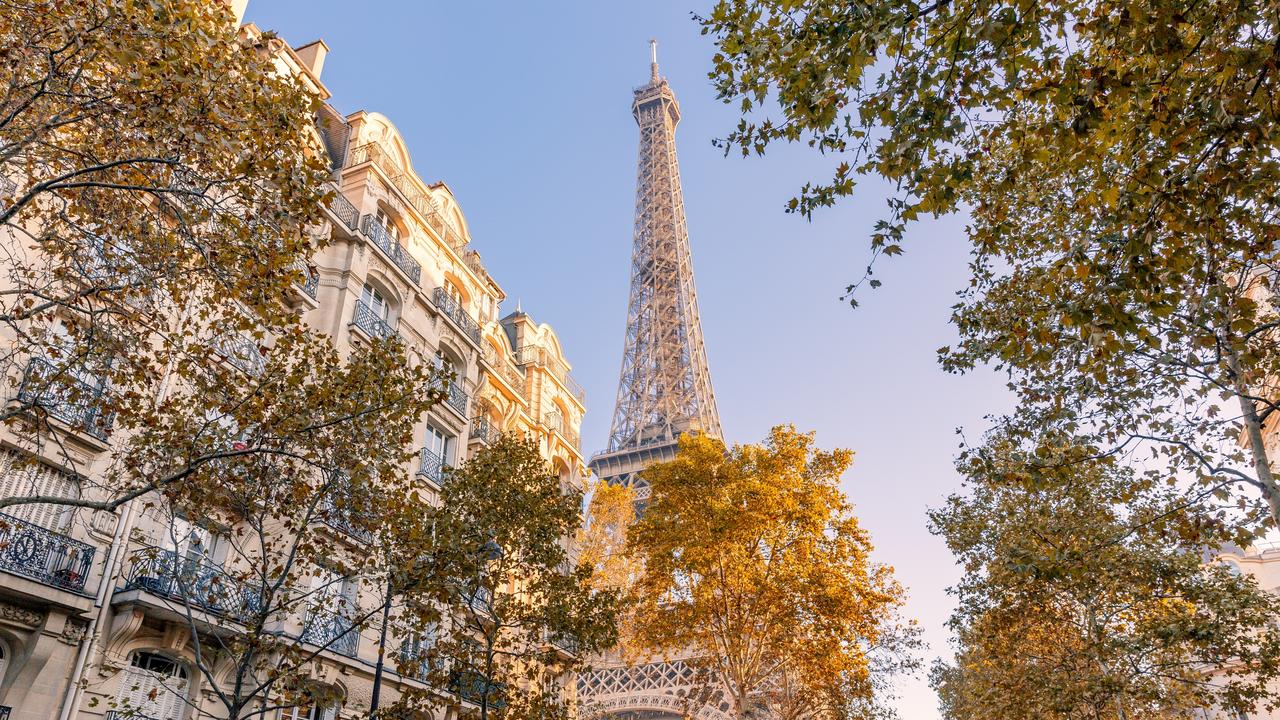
[293,39,330,79]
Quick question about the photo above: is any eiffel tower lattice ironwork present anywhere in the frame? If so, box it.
[579,42,729,720]
[589,40,722,503]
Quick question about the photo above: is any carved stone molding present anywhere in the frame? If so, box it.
[0,601,45,628]
[59,617,90,645]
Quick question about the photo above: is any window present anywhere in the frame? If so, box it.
[360,283,389,321]
[425,426,454,466]
[0,640,8,686]
[311,566,357,616]
[375,208,399,241]
[0,449,80,532]
[116,651,189,720]
[444,281,465,308]
[163,516,214,568]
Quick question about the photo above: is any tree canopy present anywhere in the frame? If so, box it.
[628,427,918,720]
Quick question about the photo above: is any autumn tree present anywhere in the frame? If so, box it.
[0,2,459,720]
[700,0,1280,534]
[386,435,620,720]
[0,0,335,507]
[930,432,1280,720]
[628,426,918,720]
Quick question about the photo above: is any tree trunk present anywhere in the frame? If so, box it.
[1226,342,1280,531]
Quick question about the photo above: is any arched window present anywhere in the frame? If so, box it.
[360,283,389,322]
[444,280,465,308]
[374,207,400,242]
[0,639,8,687]
[116,651,189,720]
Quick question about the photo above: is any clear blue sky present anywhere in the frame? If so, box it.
[246,2,1012,716]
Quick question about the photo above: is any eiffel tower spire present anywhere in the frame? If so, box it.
[598,43,721,471]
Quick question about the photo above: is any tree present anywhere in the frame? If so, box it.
[0,0,335,509]
[0,3,460,719]
[628,427,918,720]
[930,432,1280,720]
[700,0,1280,535]
[386,435,620,720]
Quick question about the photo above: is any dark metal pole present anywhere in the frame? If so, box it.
[368,583,394,718]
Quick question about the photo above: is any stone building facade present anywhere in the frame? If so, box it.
[0,6,587,720]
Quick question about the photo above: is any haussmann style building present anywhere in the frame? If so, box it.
[0,4,588,720]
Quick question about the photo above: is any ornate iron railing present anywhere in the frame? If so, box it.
[318,483,374,543]
[449,669,506,709]
[447,381,468,416]
[397,640,445,683]
[104,712,163,720]
[211,333,266,376]
[545,630,581,656]
[417,447,445,484]
[300,606,358,657]
[543,411,581,450]
[469,416,498,445]
[359,214,421,284]
[0,510,95,591]
[514,345,586,404]
[347,144,470,254]
[351,299,397,341]
[481,345,526,398]
[17,357,113,440]
[124,549,263,621]
[430,287,482,345]
[1,705,12,720]
[326,190,359,230]
[292,261,319,299]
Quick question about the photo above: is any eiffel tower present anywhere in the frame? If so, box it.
[579,42,728,720]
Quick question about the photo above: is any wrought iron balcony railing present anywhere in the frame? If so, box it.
[513,345,586,404]
[124,549,263,621]
[347,144,469,254]
[481,345,527,399]
[1,705,11,720]
[292,261,319,300]
[447,380,468,416]
[397,642,445,683]
[211,333,266,376]
[417,447,445,485]
[318,484,375,543]
[17,357,113,440]
[543,410,581,450]
[326,190,359,230]
[300,605,358,657]
[469,416,498,445]
[545,629,581,656]
[359,214,421,284]
[449,669,506,709]
[430,287,482,345]
[352,299,397,341]
[104,712,163,720]
[0,510,94,591]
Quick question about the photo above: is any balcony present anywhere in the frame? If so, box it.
[449,669,506,709]
[326,190,359,230]
[417,447,445,485]
[469,416,498,445]
[514,345,586,405]
[0,511,95,592]
[351,299,397,341]
[481,346,527,400]
[544,629,581,657]
[430,287,482,345]
[293,261,319,300]
[359,214,421,285]
[124,549,263,621]
[346,144,468,254]
[318,483,375,543]
[397,641,444,683]
[17,357,113,441]
[446,381,468,416]
[300,605,359,657]
[211,332,266,376]
[543,410,581,451]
